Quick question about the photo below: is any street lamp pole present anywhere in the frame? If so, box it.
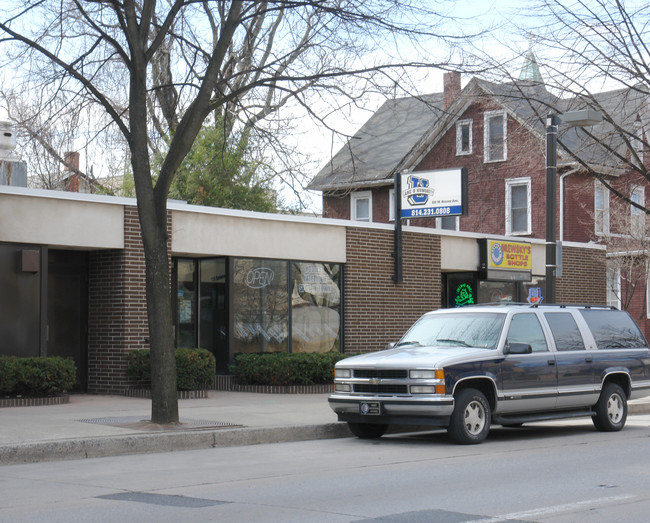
[545,109,602,304]
[546,113,559,304]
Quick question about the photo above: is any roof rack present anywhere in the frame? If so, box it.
[529,303,617,310]
[462,302,617,310]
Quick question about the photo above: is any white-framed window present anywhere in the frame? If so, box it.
[389,188,395,221]
[351,190,372,222]
[456,119,473,156]
[505,177,531,235]
[436,216,459,230]
[484,110,507,162]
[594,181,610,235]
[607,262,621,309]
[631,186,645,236]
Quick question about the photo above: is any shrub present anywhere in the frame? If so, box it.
[229,351,349,386]
[0,356,76,396]
[127,348,216,390]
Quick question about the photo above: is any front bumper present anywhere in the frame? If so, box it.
[328,393,454,427]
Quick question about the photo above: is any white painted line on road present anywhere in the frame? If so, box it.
[467,494,636,522]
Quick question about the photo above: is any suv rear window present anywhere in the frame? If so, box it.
[579,309,648,349]
[544,312,585,351]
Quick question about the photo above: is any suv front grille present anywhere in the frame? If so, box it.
[354,384,408,394]
[353,369,408,379]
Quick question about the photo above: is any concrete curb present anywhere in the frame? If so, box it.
[0,423,352,466]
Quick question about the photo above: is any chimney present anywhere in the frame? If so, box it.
[63,151,81,192]
[443,71,461,109]
[64,151,80,172]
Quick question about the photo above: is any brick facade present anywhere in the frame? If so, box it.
[344,226,441,353]
[556,244,606,305]
[87,205,172,394]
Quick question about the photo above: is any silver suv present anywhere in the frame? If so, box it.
[329,304,650,444]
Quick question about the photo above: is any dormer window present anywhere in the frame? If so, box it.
[484,110,507,162]
[456,119,473,155]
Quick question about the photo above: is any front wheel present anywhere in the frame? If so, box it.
[592,383,627,432]
[348,422,388,439]
[448,388,491,444]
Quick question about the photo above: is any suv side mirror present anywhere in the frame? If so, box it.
[386,342,396,350]
[505,342,533,355]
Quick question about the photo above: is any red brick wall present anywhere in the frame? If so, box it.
[556,244,606,304]
[344,226,441,353]
[87,205,172,393]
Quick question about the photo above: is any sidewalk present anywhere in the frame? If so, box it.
[2,392,649,466]
[0,392,349,466]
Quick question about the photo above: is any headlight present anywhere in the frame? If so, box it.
[410,369,444,380]
[335,368,351,379]
[335,383,351,392]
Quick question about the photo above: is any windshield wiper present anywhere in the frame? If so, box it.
[436,338,470,347]
[396,340,422,347]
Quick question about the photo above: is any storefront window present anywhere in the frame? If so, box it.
[479,281,517,304]
[290,262,341,352]
[233,259,288,353]
[176,259,196,348]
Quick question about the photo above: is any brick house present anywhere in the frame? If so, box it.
[308,54,650,336]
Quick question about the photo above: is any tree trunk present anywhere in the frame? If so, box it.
[141,214,178,424]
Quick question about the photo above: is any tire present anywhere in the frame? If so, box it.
[592,383,627,432]
[448,388,491,444]
[348,422,388,439]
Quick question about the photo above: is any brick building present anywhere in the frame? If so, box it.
[0,185,605,392]
[308,54,650,335]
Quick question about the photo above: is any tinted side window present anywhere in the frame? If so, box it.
[506,313,548,352]
[579,309,648,349]
[544,313,585,351]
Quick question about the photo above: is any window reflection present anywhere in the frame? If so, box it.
[291,262,341,352]
[233,259,288,353]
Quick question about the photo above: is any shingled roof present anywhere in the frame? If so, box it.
[306,93,445,191]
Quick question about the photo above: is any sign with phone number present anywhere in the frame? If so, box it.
[402,205,463,218]
[399,168,467,219]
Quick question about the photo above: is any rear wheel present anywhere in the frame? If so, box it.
[448,388,491,444]
[348,422,388,439]
[592,383,627,432]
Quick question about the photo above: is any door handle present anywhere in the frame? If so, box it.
[548,360,556,366]
[585,357,593,363]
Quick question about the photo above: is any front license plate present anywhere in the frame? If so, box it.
[359,402,381,415]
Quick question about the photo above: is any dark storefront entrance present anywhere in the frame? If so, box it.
[0,245,88,391]
[175,258,230,372]
[47,250,88,391]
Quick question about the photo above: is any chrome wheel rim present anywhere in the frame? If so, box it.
[607,393,624,424]
[464,400,486,435]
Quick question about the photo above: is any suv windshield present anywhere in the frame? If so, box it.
[398,312,505,349]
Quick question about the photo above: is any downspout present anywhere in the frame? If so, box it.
[559,167,581,242]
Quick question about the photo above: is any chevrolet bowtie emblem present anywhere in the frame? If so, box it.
[369,378,381,385]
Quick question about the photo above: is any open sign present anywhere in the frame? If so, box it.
[246,267,275,288]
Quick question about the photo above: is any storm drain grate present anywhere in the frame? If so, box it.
[75,416,242,430]
[98,491,230,508]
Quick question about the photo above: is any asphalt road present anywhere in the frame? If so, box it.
[2,416,650,522]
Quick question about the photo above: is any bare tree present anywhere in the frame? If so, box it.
[0,1,465,423]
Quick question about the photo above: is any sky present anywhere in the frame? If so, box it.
[0,0,533,212]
